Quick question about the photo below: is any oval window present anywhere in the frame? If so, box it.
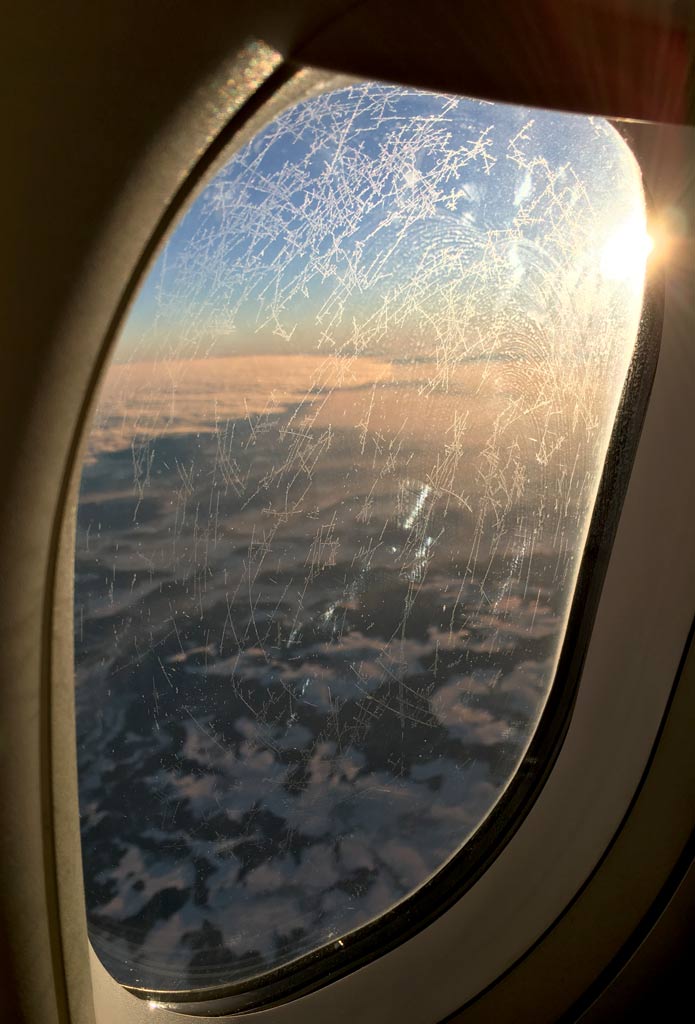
[75,80,649,995]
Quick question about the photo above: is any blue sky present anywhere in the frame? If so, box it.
[118,82,643,364]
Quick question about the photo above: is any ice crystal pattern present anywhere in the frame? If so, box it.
[75,82,646,991]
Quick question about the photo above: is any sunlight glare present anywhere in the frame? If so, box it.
[600,214,653,286]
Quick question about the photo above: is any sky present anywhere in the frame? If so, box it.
[118,81,646,366]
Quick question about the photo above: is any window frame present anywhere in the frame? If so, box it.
[0,7,688,1024]
[68,65,665,1015]
[60,62,694,1024]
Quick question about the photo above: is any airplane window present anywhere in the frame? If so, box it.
[74,81,648,997]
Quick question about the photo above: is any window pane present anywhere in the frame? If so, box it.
[75,82,647,992]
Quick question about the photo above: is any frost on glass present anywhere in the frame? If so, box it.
[75,83,647,990]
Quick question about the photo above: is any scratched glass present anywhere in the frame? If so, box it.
[75,82,649,991]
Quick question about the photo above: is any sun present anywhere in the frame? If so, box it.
[600,213,654,287]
